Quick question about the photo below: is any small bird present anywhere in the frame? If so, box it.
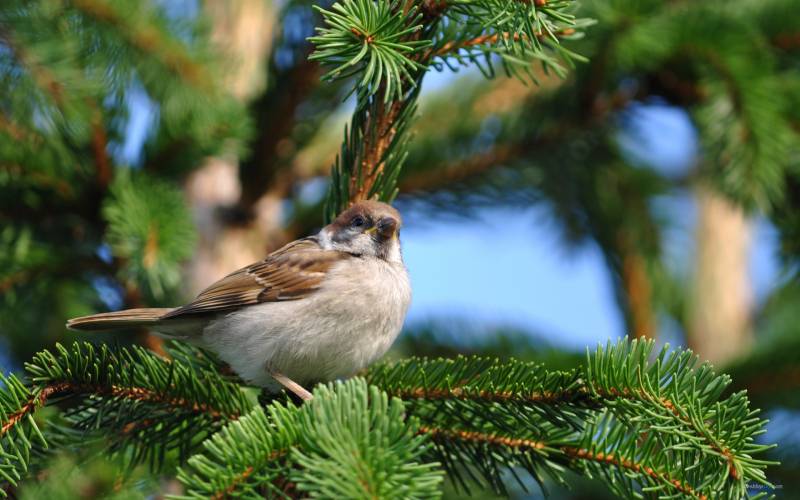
[67,201,411,401]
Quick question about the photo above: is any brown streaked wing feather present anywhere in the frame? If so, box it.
[162,237,349,318]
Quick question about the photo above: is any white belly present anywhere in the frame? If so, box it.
[199,257,411,391]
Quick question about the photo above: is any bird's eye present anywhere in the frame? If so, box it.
[351,216,366,228]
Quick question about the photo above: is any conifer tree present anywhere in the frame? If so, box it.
[0,0,790,498]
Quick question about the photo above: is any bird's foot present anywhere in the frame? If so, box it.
[270,371,313,401]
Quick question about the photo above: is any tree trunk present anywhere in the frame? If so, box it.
[185,0,282,295]
[620,249,656,340]
[687,185,753,365]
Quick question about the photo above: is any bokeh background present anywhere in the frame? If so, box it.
[2,0,799,497]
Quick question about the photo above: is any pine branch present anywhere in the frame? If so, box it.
[0,342,252,493]
[103,171,197,299]
[175,405,294,499]
[317,0,433,220]
[1,0,250,326]
[1,22,112,195]
[3,337,775,498]
[0,27,66,109]
[313,0,590,220]
[324,87,421,221]
[70,0,210,90]
[176,379,443,499]
[309,0,430,103]
[430,27,577,58]
[418,426,707,499]
[366,339,776,498]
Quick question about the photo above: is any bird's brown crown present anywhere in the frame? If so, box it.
[330,201,402,231]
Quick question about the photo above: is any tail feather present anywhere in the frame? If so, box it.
[67,308,174,332]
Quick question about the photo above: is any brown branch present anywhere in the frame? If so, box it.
[238,58,322,212]
[619,243,655,340]
[593,386,739,480]
[418,426,708,500]
[350,94,405,204]
[739,366,800,399]
[773,33,800,50]
[421,0,547,17]
[398,76,637,197]
[0,380,239,439]
[1,383,71,436]
[88,104,112,189]
[390,383,655,412]
[562,445,707,499]
[419,425,547,450]
[111,385,238,419]
[430,28,576,58]
[387,386,587,406]
[343,3,436,206]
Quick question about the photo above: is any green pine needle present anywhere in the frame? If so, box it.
[175,379,443,499]
[103,171,197,299]
[309,0,431,103]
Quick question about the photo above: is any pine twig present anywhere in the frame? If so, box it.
[350,95,405,204]
[0,383,68,437]
[418,426,709,499]
[430,28,577,58]
[0,380,238,440]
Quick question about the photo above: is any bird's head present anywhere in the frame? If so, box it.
[321,201,403,262]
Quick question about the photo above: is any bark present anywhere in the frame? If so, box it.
[687,185,753,364]
[185,0,282,294]
[620,248,656,340]
[205,0,273,101]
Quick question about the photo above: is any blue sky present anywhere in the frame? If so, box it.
[401,205,624,349]
[400,195,781,351]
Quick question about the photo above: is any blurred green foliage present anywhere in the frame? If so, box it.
[2,0,800,497]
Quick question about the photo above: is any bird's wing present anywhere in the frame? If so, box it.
[162,236,349,319]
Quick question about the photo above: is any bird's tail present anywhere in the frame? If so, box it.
[67,308,174,332]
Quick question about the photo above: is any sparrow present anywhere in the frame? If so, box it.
[67,201,411,401]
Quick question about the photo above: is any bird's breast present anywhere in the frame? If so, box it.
[313,257,411,350]
[201,257,411,389]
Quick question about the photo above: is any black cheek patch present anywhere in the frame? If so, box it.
[331,229,353,244]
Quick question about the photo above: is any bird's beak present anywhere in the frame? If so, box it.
[375,217,398,241]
